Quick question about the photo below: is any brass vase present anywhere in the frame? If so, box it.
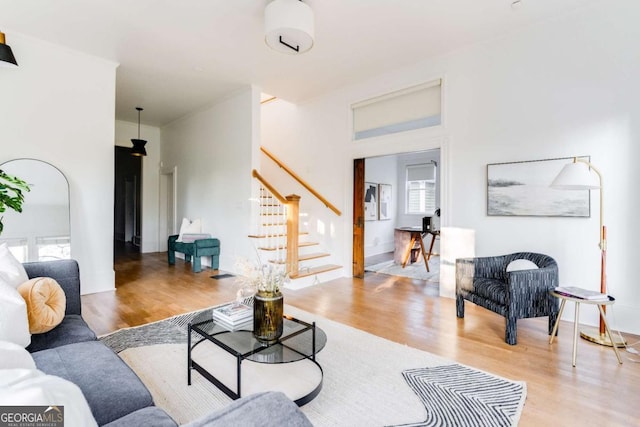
[253,290,284,344]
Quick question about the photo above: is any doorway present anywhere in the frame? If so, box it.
[158,167,177,252]
[352,148,442,279]
[114,146,142,255]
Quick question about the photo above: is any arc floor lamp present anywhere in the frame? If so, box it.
[551,157,624,347]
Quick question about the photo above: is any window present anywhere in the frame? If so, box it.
[0,238,28,262]
[36,236,71,261]
[352,79,442,140]
[406,163,436,214]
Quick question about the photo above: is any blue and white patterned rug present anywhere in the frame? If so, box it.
[393,364,526,427]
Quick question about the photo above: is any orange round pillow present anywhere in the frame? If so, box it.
[17,277,66,334]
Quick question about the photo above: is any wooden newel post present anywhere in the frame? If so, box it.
[286,194,301,277]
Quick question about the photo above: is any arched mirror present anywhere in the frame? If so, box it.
[0,159,70,262]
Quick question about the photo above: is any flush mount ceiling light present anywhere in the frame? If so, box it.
[0,30,18,68]
[265,0,314,54]
[131,107,147,157]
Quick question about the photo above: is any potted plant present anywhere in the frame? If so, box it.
[0,169,30,235]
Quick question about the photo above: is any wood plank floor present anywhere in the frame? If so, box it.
[82,250,640,426]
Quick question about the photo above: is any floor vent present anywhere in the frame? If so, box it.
[210,273,234,280]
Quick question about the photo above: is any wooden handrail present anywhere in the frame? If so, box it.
[252,169,301,276]
[261,146,342,216]
[252,170,287,205]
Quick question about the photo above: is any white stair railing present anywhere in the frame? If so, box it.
[258,185,287,265]
[252,170,303,277]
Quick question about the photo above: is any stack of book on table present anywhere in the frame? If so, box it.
[211,301,253,331]
[554,286,609,301]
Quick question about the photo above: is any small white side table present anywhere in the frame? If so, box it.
[549,290,622,367]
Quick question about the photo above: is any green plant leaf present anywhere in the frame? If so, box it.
[0,169,31,235]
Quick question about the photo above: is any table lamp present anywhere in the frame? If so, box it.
[551,157,624,347]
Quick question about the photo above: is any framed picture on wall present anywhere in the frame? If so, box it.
[364,182,377,221]
[378,184,392,220]
[487,156,591,217]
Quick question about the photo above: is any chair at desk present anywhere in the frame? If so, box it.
[422,214,440,261]
[426,230,440,261]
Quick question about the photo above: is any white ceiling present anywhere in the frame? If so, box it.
[0,0,596,127]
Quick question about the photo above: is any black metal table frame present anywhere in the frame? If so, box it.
[188,315,323,406]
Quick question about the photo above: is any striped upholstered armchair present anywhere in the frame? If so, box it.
[455,252,559,345]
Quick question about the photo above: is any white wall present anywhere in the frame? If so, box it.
[441,2,640,333]
[261,1,640,335]
[115,120,161,253]
[0,32,118,294]
[364,156,397,257]
[161,87,260,272]
[260,96,353,272]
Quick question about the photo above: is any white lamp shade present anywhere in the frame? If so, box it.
[265,0,314,54]
[551,161,600,190]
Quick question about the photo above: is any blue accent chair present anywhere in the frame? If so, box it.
[456,252,559,345]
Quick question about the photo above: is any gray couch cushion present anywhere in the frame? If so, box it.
[183,392,312,427]
[23,260,82,316]
[27,314,97,352]
[102,407,177,427]
[32,341,153,426]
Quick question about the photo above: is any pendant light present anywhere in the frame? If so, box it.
[0,30,18,68]
[131,107,147,157]
[265,0,314,54]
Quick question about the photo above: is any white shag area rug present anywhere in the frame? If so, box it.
[109,305,525,426]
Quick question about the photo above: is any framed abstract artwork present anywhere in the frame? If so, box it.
[364,182,378,221]
[487,156,591,217]
[378,184,392,220]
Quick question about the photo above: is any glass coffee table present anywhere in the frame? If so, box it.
[188,309,326,406]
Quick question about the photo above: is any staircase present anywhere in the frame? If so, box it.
[249,180,341,284]
[250,151,342,287]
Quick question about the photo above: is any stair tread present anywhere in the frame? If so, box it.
[297,252,331,261]
[298,242,319,247]
[248,232,309,239]
[258,242,318,251]
[268,252,330,264]
[291,264,342,279]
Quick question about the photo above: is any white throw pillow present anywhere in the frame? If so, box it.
[0,279,31,347]
[0,340,36,369]
[506,259,539,272]
[0,242,29,288]
[177,218,202,242]
[0,369,98,427]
